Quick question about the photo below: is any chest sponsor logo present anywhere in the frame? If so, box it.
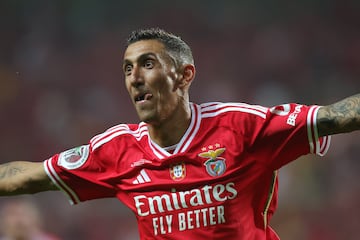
[198,144,226,177]
[133,182,238,236]
[57,145,89,170]
[170,163,186,181]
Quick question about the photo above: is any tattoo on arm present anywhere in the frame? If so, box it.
[0,161,56,195]
[317,93,360,136]
[0,163,27,180]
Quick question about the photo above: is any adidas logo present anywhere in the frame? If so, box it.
[132,169,151,184]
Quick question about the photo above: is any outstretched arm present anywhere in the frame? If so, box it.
[0,161,57,196]
[317,93,360,137]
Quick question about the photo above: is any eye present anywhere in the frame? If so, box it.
[124,64,132,76]
[144,59,154,69]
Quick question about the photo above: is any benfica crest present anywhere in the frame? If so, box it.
[198,146,226,177]
[170,163,186,181]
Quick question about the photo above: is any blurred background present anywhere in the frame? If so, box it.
[0,0,359,239]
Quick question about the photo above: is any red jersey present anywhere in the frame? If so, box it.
[44,102,331,239]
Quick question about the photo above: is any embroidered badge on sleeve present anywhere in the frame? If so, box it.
[57,145,90,170]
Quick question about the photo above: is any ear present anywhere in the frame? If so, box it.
[175,64,196,89]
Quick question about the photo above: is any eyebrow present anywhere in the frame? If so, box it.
[123,52,157,67]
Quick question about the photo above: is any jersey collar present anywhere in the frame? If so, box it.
[148,103,201,159]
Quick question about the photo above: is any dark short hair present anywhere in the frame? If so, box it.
[126,28,194,66]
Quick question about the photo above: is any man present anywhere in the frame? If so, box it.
[0,28,359,239]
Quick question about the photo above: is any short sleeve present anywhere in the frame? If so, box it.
[251,103,331,169]
[43,144,117,205]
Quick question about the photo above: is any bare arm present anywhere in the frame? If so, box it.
[317,93,360,137]
[0,161,58,196]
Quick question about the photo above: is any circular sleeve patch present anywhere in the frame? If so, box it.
[57,145,90,170]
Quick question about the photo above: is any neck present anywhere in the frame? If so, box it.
[147,102,192,148]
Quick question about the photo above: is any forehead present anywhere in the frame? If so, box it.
[124,40,166,61]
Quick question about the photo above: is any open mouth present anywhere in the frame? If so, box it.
[135,93,153,103]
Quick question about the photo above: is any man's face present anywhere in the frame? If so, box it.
[123,40,182,124]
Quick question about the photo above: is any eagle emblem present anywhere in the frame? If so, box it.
[198,147,226,177]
